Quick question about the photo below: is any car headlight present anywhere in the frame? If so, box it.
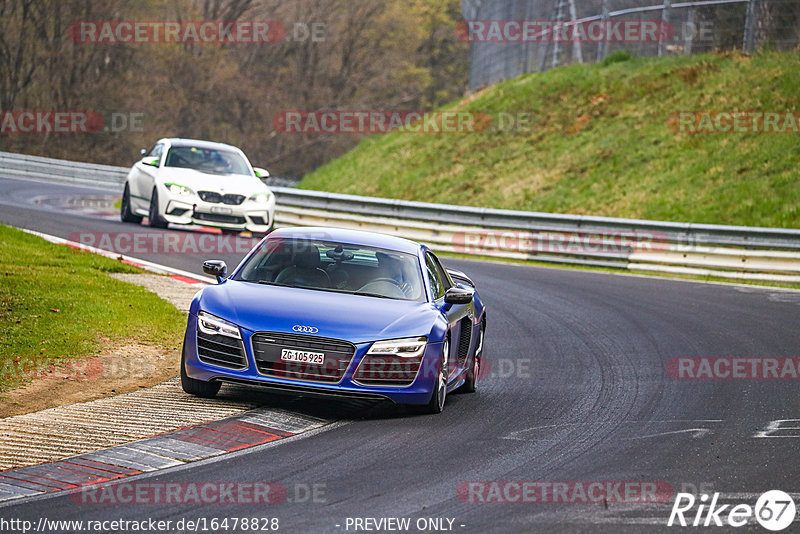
[197,311,241,339]
[165,183,194,196]
[249,192,271,204]
[367,337,427,358]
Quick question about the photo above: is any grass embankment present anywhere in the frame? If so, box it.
[299,51,800,229]
[0,224,185,392]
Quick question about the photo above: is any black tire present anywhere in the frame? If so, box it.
[148,188,169,228]
[120,183,143,224]
[457,319,484,394]
[410,336,449,414]
[180,344,221,398]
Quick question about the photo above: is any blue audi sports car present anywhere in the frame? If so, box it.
[181,227,486,414]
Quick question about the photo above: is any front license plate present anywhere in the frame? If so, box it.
[210,206,232,214]
[280,349,324,365]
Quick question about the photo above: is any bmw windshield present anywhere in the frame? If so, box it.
[164,146,250,175]
[235,238,426,302]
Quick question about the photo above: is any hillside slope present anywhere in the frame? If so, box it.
[298,51,800,228]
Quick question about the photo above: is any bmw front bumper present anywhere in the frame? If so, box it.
[163,194,275,233]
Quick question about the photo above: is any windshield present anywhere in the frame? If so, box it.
[235,238,426,302]
[164,146,250,175]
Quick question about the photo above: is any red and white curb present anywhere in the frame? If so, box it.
[0,407,329,504]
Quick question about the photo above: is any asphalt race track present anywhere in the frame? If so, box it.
[1,175,800,533]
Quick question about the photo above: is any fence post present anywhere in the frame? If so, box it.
[568,0,584,63]
[597,0,610,61]
[552,0,566,69]
[684,8,696,54]
[658,0,673,57]
[743,0,759,53]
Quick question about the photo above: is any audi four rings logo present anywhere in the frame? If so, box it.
[293,325,318,333]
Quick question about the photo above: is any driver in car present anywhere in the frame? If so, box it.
[376,252,419,299]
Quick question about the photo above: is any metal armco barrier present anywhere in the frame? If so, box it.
[2,150,799,282]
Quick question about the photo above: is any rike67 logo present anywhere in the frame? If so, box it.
[668,490,796,531]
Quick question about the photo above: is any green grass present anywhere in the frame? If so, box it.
[0,224,186,392]
[299,50,800,229]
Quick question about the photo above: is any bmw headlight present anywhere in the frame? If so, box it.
[197,311,241,339]
[249,192,271,204]
[367,337,427,358]
[165,183,194,197]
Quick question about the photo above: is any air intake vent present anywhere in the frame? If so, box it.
[197,331,247,369]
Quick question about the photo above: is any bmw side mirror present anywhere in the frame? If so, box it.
[140,148,148,156]
[203,260,228,283]
[253,167,270,179]
[444,287,473,305]
[141,156,159,167]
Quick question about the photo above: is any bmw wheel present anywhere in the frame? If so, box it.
[120,183,143,224]
[148,188,168,228]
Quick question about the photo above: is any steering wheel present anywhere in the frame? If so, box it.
[366,277,403,288]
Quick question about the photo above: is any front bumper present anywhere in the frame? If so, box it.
[182,314,442,406]
[163,194,275,232]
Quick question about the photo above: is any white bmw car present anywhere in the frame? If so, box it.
[121,138,276,234]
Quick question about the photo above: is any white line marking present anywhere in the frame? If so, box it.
[629,428,713,440]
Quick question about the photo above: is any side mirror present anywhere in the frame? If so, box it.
[253,167,270,179]
[203,260,228,283]
[446,269,475,288]
[140,148,148,156]
[141,156,159,167]
[444,287,474,305]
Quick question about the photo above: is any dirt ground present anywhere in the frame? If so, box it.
[0,343,181,418]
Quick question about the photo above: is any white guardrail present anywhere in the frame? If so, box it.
[2,150,800,283]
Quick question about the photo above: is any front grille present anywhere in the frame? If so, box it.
[457,320,472,367]
[251,332,355,383]
[198,191,246,205]
[354,355,422,387]
[194,212,246,224]
[197,331,247,369]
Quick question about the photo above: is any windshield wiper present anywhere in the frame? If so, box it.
[353,291,394,299]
